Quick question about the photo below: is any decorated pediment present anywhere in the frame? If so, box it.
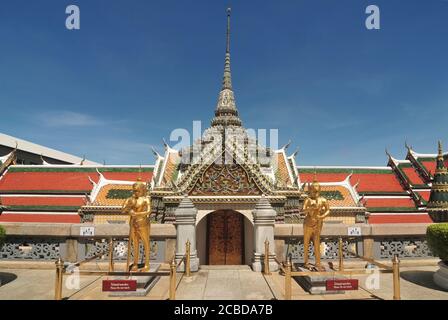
[189,164,262,196]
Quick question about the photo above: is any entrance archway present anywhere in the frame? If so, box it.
[207,210,244,265]
[196,210,254,266]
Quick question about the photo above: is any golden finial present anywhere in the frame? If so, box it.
[438,140,443,157]
[137,164,142,182]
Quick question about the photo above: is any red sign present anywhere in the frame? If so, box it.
[102,280,137,292]
[326,279,359,291]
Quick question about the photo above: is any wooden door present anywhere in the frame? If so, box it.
[207,210,244,265]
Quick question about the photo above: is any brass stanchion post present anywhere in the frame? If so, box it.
[186,240,191,277]
[108,238,114,273]
[54,258,64,300]
[285,258,292,300]
[169,258,176,300]
[264,239,271,275]
[338,237,344,271]
[126,236,131,272]
[392,254,401,300]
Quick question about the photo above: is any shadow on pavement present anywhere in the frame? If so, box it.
[400,270,446,292]
[0,272,18,287]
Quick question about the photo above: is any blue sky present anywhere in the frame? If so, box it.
[1,0,447,165]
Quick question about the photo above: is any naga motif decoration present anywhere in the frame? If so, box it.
[190,164,262,196]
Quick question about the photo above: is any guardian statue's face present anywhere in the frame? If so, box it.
[309,182,321,199]
[132,182,147,198]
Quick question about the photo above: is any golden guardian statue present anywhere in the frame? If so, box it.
[122,179,151,272]
[302,179,330,271]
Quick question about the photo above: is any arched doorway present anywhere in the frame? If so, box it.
[196,209,253,266]
[207,210,244,265]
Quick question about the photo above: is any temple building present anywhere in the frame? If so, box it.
[0,9,440,266]
[0,132,99,167]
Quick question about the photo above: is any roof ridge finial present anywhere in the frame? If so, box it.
[405,140,412,151]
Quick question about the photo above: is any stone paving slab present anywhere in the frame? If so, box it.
[1,265,447,300]
[176,266,275,300]
[0,268,101,300]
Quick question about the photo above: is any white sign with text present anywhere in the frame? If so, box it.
[347,227,362,236]
[80,226,95,237]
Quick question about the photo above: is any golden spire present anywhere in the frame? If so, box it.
[226,8,231,53]
[211,7,242,127]
[223,7,232,90]
[436,140,446,171]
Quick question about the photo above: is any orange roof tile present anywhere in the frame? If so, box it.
[368,214,431,224]
[365,197,416,208]
[0,213,80,223]
[303,184,357,207]
[299,169,405,193]
[276,153,292,186]
[415,190,431,202]
[162,153,179,185]
[92,184,133,206]
[399,166,425,185]
[1,196,85,206]
[0,167,153,193]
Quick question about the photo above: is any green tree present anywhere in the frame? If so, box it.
[0,225,5,248]
[427,223,448,263]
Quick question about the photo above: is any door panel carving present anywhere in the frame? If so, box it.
[208,210,244,265]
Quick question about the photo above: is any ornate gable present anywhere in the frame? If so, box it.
[189,163,262,196]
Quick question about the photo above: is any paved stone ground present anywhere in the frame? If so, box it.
[0,264,447,300]
[176,265,275,300]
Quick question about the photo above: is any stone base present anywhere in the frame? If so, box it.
[252,261,279,272]
[293,265,344,295]
[175,256,199,272]
[433,261,448,291]
[252,253,279,272]
[109,264,161,297]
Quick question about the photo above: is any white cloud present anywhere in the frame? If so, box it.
[37,111,104,127]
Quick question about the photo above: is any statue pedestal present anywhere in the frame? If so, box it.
[294,265,345,295]
[108,263,161,297]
